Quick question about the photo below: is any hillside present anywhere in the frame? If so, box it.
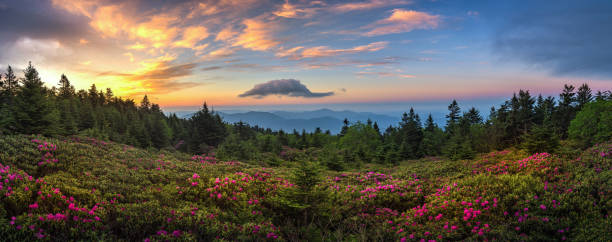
[0,135,610,241]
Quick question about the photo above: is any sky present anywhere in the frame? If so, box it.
[0,0,610,114]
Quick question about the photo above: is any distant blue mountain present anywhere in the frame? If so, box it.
[168,108,451,134]
[219,109,400,134]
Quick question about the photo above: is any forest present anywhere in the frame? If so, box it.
[0,63,611,241]
[1,63,610,169]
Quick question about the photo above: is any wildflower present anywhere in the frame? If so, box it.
[540,204,547,210]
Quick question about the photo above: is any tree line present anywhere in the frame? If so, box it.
[1,63,610,170]
[0,63,226,153]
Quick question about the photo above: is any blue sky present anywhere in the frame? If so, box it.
[0,0,610,113]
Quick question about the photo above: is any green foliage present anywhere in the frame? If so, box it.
[338,122,382,163]
[521,122,560,153]
[569,100,612,148]
[11,63,59,136]
[0,134,610,241]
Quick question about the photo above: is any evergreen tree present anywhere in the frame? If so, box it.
[339,118,349,137]
[446,100,461,133]
[190,102,227,152]
[464,107,482,125]
[12,62,58,135]
[556,84,576,138]
[373,121,380,136]
[58,74,75,98]
[139,95,151,112]
[88,84,99,106]
[575,83,592,110]
[3,65,18,96]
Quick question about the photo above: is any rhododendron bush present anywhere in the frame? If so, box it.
[0,135,610,241]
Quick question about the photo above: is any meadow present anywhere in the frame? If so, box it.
[0,134,609,241]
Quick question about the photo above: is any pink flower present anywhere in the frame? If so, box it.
[192,173,200,179]
[540,204,547,210]
[217,193,222,199]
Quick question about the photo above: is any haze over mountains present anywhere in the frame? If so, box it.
[171,108,449,133]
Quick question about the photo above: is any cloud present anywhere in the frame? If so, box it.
[215,26,239,42]
[333,0,411,12]
[273,1,318,19]
[357,71,415,78]
[364,9,440,36]
[239,79,334,98]
[93,60,201,95]
[467,11,479,16]
[173,26,209,49]
[277,41,387,60]
[494,1,612,78]
[232,18,280,51]
[1,37,73,65]
[201,47,235,59]
[201,66,223,71]
[0,0,90,44]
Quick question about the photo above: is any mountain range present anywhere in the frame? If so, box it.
[172,109,401,133]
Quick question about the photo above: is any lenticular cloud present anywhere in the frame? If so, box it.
[238,79,334,98]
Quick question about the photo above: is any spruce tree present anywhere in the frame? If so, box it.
[58,74,75,98]
[445,100,461,133]
[3,65,18,96]
[575,83,592,110]
[13,62,59,135]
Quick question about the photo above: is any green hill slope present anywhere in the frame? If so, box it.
[0,135,610,241]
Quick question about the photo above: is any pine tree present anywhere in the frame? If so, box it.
[58,74,75,98]
[340,118,349,136]
[373,121,380,136]
[88,84,99,106]
[446,100,461,133]
[139,95,151,112]
[13,62,59,135]
[575,83,592,110]
[556,84,576,138]
[464,107,482,125]
[3,65,19,96]
[190,102,227,151]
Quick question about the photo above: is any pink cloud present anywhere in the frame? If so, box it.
[364,9,440,36]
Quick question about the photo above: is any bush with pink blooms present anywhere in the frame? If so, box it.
[0,135,610,241]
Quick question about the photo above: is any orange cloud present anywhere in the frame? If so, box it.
[274,0,318,18]
[232,19,280,51]
[89,4,132,38]
[279,41,388,60]
[201,47,235,59]
[173,26,210,49]
[364,9,440,36]
[93,60,201,96]
[215,26,239,42]
[275,46,304,58]
[333,0,411,12]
